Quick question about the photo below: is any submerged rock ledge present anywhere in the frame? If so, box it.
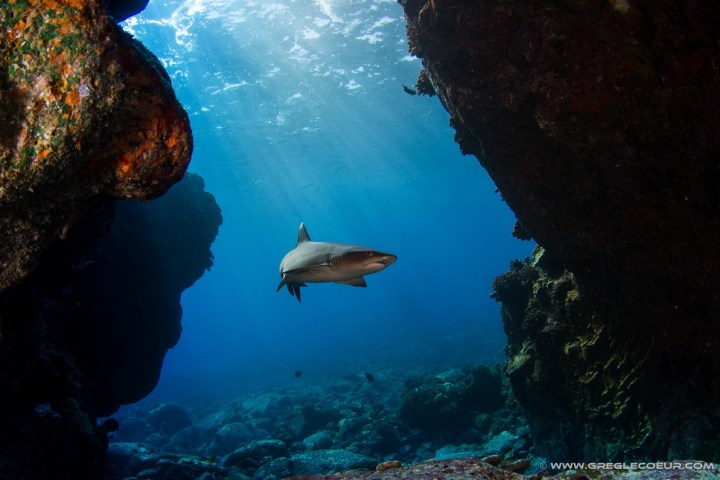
[0,0,192,290]
[400,0,720,462]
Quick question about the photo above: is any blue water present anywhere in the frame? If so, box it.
[122,0,531,402]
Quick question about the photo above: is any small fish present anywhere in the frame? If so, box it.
[72,259,95,272]
[276,223,397,302]
[364,372,375,383]
[294,370,303,378]
[402,85,417,95]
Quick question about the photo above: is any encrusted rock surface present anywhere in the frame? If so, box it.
[400,0,720,462]
[0,0,192,290]
[284,457,719,480]
[284,457,524,480]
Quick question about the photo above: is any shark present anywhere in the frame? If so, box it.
[276,223,397,302]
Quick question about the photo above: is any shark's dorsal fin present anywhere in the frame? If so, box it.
[297,222,311,245]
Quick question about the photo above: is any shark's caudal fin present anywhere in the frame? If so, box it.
[297,222,311,245]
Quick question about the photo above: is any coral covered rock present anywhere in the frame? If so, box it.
[0,2,206,477]
[284,457,719,480]
[398,365,503,430]
[399,0,720,462]
[284,457,524,480]
[0,0,191,290]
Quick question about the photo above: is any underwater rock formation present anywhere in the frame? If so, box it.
[400,0,720,462]
[0,173,221,478]
[104,0,150,22]
[0,0,191,291]
[0,1,208,478]
[282,457,526,480]
[398,365,503,430]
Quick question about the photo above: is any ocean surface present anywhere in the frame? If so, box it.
[121,0,531,403]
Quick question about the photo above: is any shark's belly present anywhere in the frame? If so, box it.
[288,266,360,284]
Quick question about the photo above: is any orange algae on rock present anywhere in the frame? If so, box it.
[0,0,192,289]
[65,87,81,106]
[376,460,402,471]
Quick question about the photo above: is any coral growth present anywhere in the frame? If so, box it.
[398,365,503,430]
[0,0,192,290]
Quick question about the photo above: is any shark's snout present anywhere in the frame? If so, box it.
[363,253,396,274]
[377,254,397,266]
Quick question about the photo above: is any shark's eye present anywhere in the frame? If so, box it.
[368,252,374,257]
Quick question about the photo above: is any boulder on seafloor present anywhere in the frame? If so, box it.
[303,430,336,450]
[223,439,289,474]
[146,403,193,436]
[399,0,720,462]
[0,0,192,291]
[207,422,258,456]
[398,365,503,430]
[253,449,378,480]
[108,443,227,480]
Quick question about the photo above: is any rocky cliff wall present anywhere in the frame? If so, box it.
[399,0,720,462]
[0,1,221,478]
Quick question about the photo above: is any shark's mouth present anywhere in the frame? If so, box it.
[376,255,397,266]
[365,256,396,272]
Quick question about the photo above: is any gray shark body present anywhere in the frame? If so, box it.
[276,223,396,302]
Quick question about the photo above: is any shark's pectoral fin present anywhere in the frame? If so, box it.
[336,276,367,287]
[276,276,288,292]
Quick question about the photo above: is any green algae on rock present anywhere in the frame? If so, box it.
[493,247,655,460]
[0,0,192,291]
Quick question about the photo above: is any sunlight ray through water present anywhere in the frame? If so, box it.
[122,0,532,396]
